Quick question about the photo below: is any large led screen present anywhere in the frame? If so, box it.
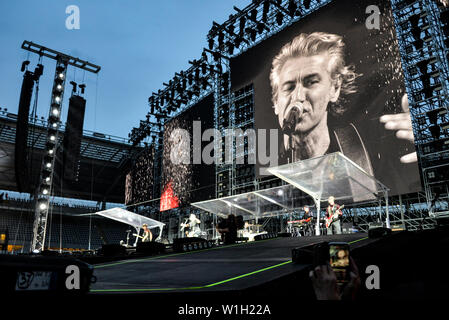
[161,94,215,210]
[230,0,421,196]
[125,145,155,205]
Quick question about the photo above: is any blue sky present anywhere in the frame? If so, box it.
[0,0,251,139]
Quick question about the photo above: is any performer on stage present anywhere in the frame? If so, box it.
[302,205,313,222]
[325,196,343,235]
[181,214,202,238]
[301,205,313,236]
[142,224,153,242]
[216,214,238,245]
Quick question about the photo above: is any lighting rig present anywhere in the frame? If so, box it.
[128,48,223,146]
[21,41,101,252]
[205,0,324,58]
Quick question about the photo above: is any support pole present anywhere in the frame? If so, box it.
[315,197,321,236]
[385,190,391,229]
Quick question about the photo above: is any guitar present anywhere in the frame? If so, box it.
[325,205,344,228]
[133,231,151,242]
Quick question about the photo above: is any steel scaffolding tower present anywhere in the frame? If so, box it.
[391,0,449,215]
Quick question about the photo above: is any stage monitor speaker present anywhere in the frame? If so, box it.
[100,244,126,257]
[173,237,208,252]
[278,232,292,237]
[63,95,86,181]
[136,242,165,255]
[291,247,314,264]
[368,227,392,238]
[14,71,35,193]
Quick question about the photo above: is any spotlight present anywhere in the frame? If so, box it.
[45,177,51,183]
[50,135,56,141]
[250,8,258,22]
[288,0,297,17]
[208,38,214,50]
[227,41,234,55]
[51,122,58,128]
[58,73,64,80]
[56,84,63,91]
[42,188,49,195]
[276,12,283,25]
[54,96,61,104]
[52,108,59,116]
[304,0,312,9]
[21,60,30,72]
[46,162,52,168]
[262,1,270,22]
[39,202,47,210]
[48,149,54,155]
[218,31,224,47]
[239,16,246,35]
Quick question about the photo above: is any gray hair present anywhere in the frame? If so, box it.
[270,32,360,116]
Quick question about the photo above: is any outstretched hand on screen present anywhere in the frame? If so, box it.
[379,94,417,164]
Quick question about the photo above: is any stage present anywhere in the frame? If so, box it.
[90,233,373,294]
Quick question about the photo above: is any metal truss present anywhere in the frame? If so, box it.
[391,0,449,217]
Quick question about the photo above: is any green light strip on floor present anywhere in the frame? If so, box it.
[348,236,369,245]
[90,236,370,293]
[204,260,292,288]
[94,238,279,269]
[90,260,292,293]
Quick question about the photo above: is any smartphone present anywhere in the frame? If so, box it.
[328,242,350,284]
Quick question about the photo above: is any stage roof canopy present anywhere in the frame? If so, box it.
[192,184,308,220]
[192,152,388,220]
[267,152,388,203]
[93,207,165,230]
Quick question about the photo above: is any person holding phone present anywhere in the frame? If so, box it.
[309,242,361,300]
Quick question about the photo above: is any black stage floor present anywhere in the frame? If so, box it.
[90,233,372,294]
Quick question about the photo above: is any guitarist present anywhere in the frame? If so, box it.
[141,224,153,242]
[325,196,343,235]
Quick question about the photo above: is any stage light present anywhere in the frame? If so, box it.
[201,62,207,74]
[247,28,257,41]
[275,11,284,25]
[21,60,30,72]
[52,122,58,128]
[42,188,49,195]
[304,0,312,9]
[430,125,441,139]
[208,38,214,50]
[56,84,63,91]
[228,42,234,55]
[50,135,56,141]
[218,31,224,47]
[39,202,47,210]
[288,0,297,17]
[262,1,270,22]
[46,162,52,168]
[48,149,54,155]
[250,8,258,22]
[239,16,246,35]
[54,96,61,103]
[52,108,59,116]
[58,73,64,80]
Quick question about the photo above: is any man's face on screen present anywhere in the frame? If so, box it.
[274,54,340,135]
